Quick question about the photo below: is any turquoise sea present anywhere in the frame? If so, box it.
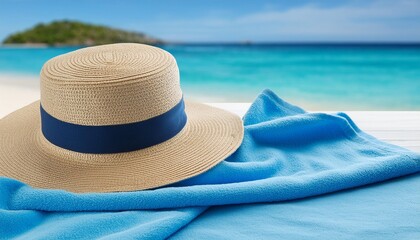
[0,44,419,110]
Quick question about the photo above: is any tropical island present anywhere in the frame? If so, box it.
[2,20,162,46]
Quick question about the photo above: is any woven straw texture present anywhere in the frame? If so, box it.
[0,43,244,193]
[41,43,182,125]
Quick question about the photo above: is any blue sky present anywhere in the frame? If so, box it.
[1,0,420,42]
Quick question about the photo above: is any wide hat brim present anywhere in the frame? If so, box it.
[0,100,244,193]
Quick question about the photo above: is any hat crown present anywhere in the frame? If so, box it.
[40,43,182,126]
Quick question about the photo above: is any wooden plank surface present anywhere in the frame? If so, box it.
[1,101,419,152]
[208,103,420,152]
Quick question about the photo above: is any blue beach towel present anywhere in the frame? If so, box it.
[1,89,419,239]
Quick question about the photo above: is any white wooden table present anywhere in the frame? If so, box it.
[210,103,420,152]
[1,99,419,152]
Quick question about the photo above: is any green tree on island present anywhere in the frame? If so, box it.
[3,20,162,46]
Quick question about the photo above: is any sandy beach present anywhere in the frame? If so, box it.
[0,74,40,118]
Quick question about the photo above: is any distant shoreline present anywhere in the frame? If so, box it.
[2,42,420,48]
[1,43,86,48]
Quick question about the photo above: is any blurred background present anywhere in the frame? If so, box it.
[0,0,419,109]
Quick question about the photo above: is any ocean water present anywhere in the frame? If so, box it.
[0,44,419,110]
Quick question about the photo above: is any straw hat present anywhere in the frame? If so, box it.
[0,43,243,193]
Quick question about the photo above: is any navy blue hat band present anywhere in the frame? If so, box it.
[40,98,187,154]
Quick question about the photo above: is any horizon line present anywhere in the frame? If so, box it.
[2,41,420,48]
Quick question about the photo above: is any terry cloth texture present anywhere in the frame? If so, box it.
[1,89,419,239]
